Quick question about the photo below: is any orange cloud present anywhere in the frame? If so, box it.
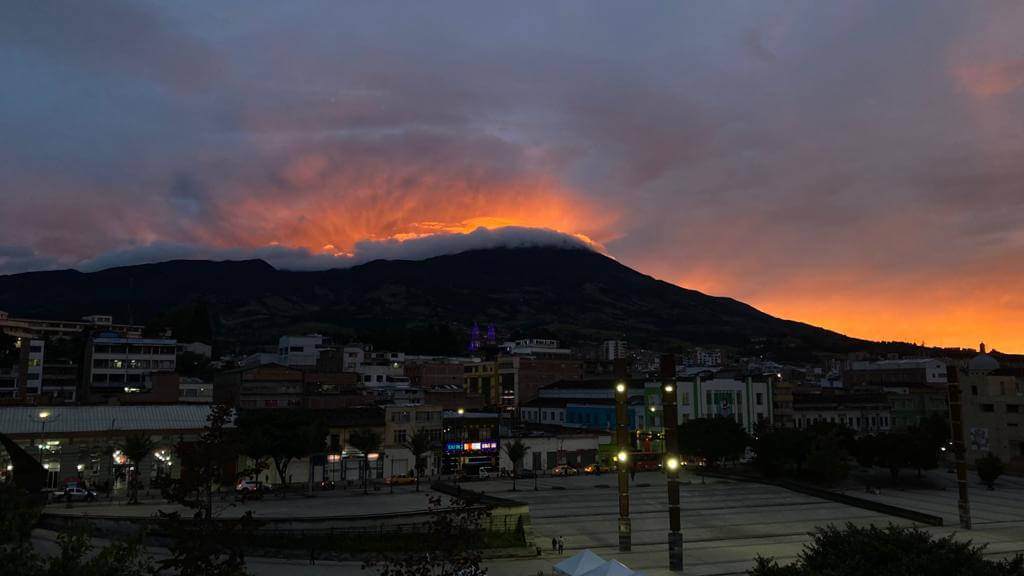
[188,153,618,261]
[956,60,1024,97]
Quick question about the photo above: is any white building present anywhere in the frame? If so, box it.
[502,338,572,356]
[86,336,177,396]
[500,433,605,472]
[176,342,213,359]
[277,335,324,367]
[673,377,773,433]
[24,339,44,395]
[600,340,627,361]
[693,348,723,367]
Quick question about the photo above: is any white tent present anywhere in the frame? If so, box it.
[578,559,635,576]
[553,549,606,576]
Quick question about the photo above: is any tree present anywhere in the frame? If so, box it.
[977,452,1005,490]
[876,432,912,483]
[349,428,383,494]
[120,432,154,504]
[805,429,849,486]
[503,439,529,491]
[157,404,259,576]
[363,494,489,576]
[679,417,749,471]
[235,410,326,497]
[749,523,1024,576]
[404,431,433,492]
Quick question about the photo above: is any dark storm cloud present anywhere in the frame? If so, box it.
[2,1,1024,347]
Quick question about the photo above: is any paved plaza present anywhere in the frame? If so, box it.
[36,469,1024,576]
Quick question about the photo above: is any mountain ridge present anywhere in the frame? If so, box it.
[0,247,869,356]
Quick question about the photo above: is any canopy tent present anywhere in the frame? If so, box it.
[553,549,606,576]
[578,559,635,576]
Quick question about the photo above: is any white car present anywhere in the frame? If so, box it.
[235,479,266,497]
[54,486,97,502]
[477,467,497,480]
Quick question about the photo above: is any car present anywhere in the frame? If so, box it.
[550,465,577,477]
[387,473,416,486]
[514,469,536,479]
[477,467,498,480]
[583,463,612,474]
[319,479,336,490]
[235,479,266,498]
[54,486,97,502]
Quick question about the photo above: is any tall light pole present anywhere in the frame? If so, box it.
[37,411,50,460]
[661,355,682,571]
[614,358,631,552]
[948,365,971,529]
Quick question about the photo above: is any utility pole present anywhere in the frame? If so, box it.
[661,354,682,571]
[948,365,971,529]
[614,358,631,552]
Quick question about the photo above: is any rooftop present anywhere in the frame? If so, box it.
[0,404,221,435]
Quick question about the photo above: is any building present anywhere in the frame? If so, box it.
[845,358,948,387]
[176,341,212,359]
[500,431,604,472]
[383,404,444,476]
[693,348,723,367]
[464,360,500,407]
[404,359,465,389]
[600,340,627,361]
[178,377,214,403]
[84,335,177,400]
[792,389,892,433]
[442,410,500,475]
[0,404,219,490]
[215,364,361,410]
[0,310,143,340]
[675,376,773,433]
[498,356,585,408]
[277,335,324,367]
[960,351,1024,474]
[501,338,572,357]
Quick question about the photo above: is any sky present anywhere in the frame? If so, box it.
[2,2,1023,351]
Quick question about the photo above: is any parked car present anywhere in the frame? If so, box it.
[583,463,612,474]
[550,465,577,477]
[319,479,336,490]
[235,479,266,499]
[387,473,416,486]
[514,469,537,479]
[54,486,97,502]
[477,467,498,480]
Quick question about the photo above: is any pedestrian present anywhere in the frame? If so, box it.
[551,536,557,552]
[536,545,542,557]
[309,546,316,566]
[558,536,565,555]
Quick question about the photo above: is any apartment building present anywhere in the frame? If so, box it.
[85,335,176,399]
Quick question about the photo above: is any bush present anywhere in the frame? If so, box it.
[977,453,1005,490]
[749,523,1024,576]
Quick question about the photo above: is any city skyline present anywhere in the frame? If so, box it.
[3,2,1024,350]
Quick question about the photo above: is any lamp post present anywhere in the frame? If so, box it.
[37,411,50,461]
[948,365,971,529]
[661,354,683,571]
[614,358,631,552]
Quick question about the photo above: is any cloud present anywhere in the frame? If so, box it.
[3,1,1024,349]
[59,226,594,273]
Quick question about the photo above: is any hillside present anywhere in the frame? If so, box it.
[0,247,869,356]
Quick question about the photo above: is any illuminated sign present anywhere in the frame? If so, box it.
[445,441,497,452]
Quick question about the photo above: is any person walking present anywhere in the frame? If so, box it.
[309,546,316,566]
[558,536,565,555]
[551,536,558,552]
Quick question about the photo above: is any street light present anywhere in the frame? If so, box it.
[617,450,629,463]
[457,408,465,415]
[37,411,50,460]
[615,383,626,394]
[666,457,679,471]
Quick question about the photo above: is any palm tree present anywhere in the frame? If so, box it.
[503,439,530,491]
[404,431,433,492]
[121,432,154,504]
[348,428,382,494]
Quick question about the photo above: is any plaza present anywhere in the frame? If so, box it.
[35,469,1024,576]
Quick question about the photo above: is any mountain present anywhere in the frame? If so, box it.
[0,247,869,356]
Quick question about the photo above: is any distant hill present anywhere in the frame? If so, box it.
[0,247,872,357]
